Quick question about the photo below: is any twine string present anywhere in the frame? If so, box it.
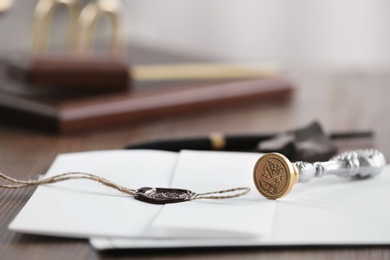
[193,187,250,200]
[0,171,250,201]
[0,171,137,196]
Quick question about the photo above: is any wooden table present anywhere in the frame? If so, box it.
[1,70,390,259]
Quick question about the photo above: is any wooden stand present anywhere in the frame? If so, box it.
[0,77,293,134]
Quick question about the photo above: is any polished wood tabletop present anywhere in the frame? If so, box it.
[1,70,390,259]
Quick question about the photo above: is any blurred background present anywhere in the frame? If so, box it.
[1,0,390,71]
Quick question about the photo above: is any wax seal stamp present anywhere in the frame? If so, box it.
[253,153,298,199]
[253,149,386,200]
[134,187,197,204]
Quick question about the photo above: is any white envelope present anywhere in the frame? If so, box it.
[8,150,275,239]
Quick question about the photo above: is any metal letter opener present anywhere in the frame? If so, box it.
[253,149,386,199]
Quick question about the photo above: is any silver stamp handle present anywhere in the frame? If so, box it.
[295,149,386,183]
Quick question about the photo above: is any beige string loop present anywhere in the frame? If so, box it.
[0,171,250,203]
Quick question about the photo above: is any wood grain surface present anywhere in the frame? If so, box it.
[1,70,390,259]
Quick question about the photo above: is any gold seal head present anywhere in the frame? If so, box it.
[253,153,298,200]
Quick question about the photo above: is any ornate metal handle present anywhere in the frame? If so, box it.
[253,149,386,200]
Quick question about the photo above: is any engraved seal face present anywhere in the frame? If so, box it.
[253,153,296,200]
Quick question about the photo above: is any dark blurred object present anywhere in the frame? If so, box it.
[127,121,373,162]
[258,122,337,162]
[3,55,130,92]
[126,133,275,151]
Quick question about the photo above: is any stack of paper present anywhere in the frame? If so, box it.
[8,150,390,250]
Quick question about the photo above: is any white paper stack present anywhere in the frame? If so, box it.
[8,150,390,250]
